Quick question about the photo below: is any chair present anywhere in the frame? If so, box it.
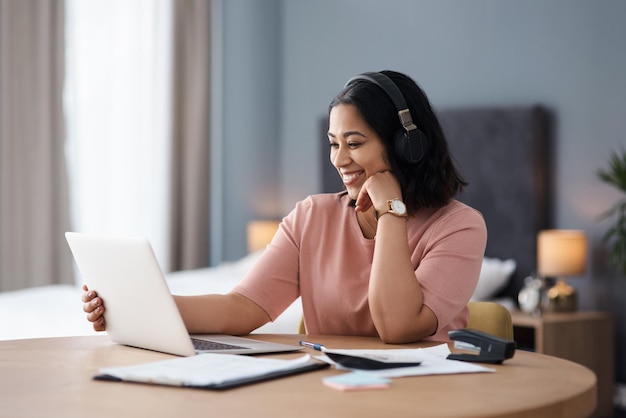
[467,301,514,340]
[297,316,306,334]
[296,301,514,341]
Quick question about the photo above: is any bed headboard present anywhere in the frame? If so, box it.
[319,105,552,302]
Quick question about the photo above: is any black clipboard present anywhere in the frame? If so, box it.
[323,351,421,370]
[94,359,329,390]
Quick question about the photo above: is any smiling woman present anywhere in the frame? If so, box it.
[328,104,390,202]
[80,70,487,346]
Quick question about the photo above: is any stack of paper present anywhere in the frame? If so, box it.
[318,344,495,378]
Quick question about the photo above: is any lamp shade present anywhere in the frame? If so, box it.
[247,220,280,253]
[537,230,587,277]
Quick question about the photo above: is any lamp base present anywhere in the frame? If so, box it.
[543,277,577,312]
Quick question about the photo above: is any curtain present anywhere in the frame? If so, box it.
[0,0,211,291]
[168,0,211,271]
[64,0,173,271]
[0,0,73,291]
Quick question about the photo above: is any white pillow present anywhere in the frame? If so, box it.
[471,257,517,301]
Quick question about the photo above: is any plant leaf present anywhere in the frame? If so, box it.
[597,148,626,275]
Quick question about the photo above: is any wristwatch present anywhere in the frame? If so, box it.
[375,199,408,219]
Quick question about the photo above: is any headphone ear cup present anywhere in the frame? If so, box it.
[394,129,428,164]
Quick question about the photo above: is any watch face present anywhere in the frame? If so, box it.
[391,199,406,215]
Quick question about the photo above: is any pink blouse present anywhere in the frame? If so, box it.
[233,192,487,342]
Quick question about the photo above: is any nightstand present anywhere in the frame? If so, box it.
[511,310,615,418]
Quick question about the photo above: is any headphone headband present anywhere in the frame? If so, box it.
[344,72,427,164]
[345,72,418,133]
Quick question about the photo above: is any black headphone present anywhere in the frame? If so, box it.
[344,72,428,164]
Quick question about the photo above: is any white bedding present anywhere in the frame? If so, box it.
[0,251,302,341]
[0,252,515,341]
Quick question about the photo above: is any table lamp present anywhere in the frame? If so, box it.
[247,220,280,253]
[537,229,587,312]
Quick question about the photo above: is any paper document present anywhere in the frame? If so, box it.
[96,353,328,389]
[318,344,494,378]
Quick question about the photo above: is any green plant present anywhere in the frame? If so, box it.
[597,148,626,275]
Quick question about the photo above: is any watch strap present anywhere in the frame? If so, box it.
[374,199,407,220]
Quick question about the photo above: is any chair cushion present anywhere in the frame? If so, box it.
[467,301,514,340]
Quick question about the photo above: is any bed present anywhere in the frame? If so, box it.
[0,105,550,341]
[0,252,303,340]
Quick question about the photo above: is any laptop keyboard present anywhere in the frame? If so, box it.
[191,337,250,351]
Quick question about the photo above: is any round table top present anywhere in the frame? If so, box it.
[0,334,596,418]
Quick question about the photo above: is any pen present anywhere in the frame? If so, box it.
[299,340,326,351]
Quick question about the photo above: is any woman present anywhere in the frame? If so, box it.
[83,70,486,344]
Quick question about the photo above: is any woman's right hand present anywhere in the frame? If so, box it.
[81,284,106,331]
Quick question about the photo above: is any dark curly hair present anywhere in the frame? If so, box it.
[329,70,466,215]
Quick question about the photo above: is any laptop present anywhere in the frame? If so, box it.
[65,232,303,357]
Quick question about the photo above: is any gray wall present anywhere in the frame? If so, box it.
[211,0,281,264]
[214,0,626,383]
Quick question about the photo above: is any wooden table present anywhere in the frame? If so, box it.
[0,334,596,418]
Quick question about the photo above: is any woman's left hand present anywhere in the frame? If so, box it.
[354,170,402,213]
